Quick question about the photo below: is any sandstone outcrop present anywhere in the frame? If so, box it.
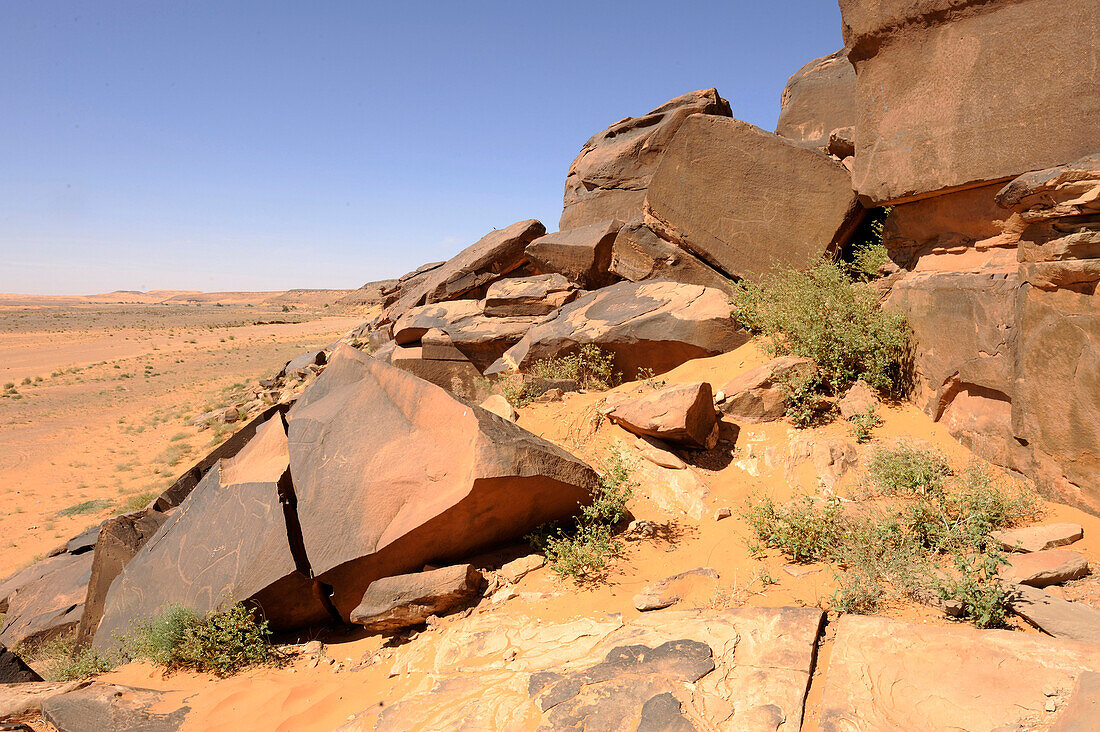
[392,300,537,370]
[775,48,856,150]
[42,683,188,732]
[482,274,577,317]
[560,89,731,230]
[492,281,746,379]
[1000,550,1089,588]
[1009,584,1100,645]
[840,0,1099,205]
[0,550,92,650]
[719,357,817,423]
[285,345,598,619]
[632,568,719,611]
[645,115,862,283]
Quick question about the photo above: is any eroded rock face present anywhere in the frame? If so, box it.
[286,345,598,619]
[94,415,331,649]
[483,274,578,317]
[343,607,822,731]
[775,49,856,150]
[561,89,732,230]
[645,115,862,283]
[493,281,746,380]
[633,568,719,612]
[840,0,1099,205]
[719,357,817,423]
[0,644,42,684]
[818,614,1100,731]
[42,683,188,732]
[393,300,538,370]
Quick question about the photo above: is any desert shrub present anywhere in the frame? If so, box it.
[731,259,907,395]
[742,495,844,563]
[15,631,118,681]
[121,602,274,676]
[848,407,882,443]
[842,207,893,282]
[52,647,118,681]
[121,491,158,512]
[778,371,832,428]
[935,551,1010,629]
[868,443,952,496]
[528,344,619,390]
[529,448,633,579]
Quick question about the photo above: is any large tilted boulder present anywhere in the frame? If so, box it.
[719,356,818,423]
[285,345,598,619]
[93,415,331,649]
[840,0,1099,205]
[775,48,856,150]
[490,281,747,380]
[524,220,622,288]
[0,550,92,650]
[644,115,862,283]
[382,219,546,326]
[561,89,732,230]
[609,222,733,293]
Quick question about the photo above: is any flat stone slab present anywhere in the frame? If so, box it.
[818,614,1100,731]
[344,607,822,731]
[1001,549,1090,588]
[993,523,1084,554]
[1009,584,1100,645]
[42,683,189,732]
[350,564,483,634]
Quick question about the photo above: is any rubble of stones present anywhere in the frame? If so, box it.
[2,0,1098,729]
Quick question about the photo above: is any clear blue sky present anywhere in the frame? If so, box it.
[1,1,844,294]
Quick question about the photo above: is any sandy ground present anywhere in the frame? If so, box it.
[0,298,364,571]
[66,341,1100,731]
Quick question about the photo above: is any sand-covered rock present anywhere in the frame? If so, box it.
[42,683,188,732]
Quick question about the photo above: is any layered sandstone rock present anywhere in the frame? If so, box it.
[560,89,731,230]
[645,115,862,283]
[392,300,537,370]
[492,281,747,379]
[775,48,856,150]
[840,0,1099,205]
[609,382,718,449]
[719,356,817,423]
[285,345,598,619]
[350,564,483,633]
[482,274,578,317]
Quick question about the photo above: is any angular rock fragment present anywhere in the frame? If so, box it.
[389,344,489,403]
[94,415,331,649]
[561,89,732,230]
[0,644,42,684]
[633,568,719,611]
[645,115,862,283]
[609,382,717,449]
[1000,550,1089,588]
[479,394,518,423]
[497,554,545,584]
[482,274,578,317]
[837,380,880,420]
[775,48,856,150]
[286,345,598,619]
[393,300,538,370]
[719,357,817,423]
[1008,584,1100,645]
[609,222,733,293]
[1052,671,1100,732]
[993,524,1084,554]
[350,565,483,634]
[524,220,621,288]
[493,281,746,379]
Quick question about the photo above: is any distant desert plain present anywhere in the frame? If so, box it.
[0,289,365,573]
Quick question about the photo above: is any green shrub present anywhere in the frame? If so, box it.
[121,602,274,676]
[53,647,118,681]
[529,447,633,579]
[731,259,908,395]
[528,344,619,391]
[842,207,893,282]
[122,491,158,512]
[742,495,844,563]
[848,407,882,443]
[778,371,832,428]
[868,442,952,496]
[935,551,1010,629]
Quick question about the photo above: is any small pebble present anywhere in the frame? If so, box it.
[1045,699,1057,713]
